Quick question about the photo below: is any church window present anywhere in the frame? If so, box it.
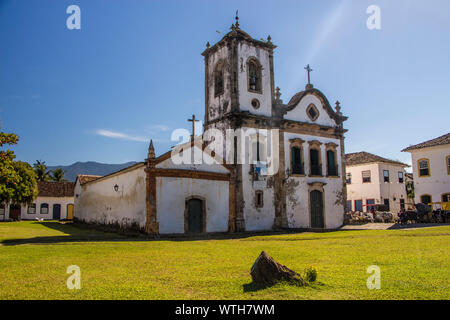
[326,150,338,177]
[247,58,262,93]
[306,103,319,121]
[255,190,264,208]
[308,140,322,176]
[291,146,304,175]
[40,203,49,214]
[251,98,260,109]
[362,170,371,183]
[310,148,321,176]
[214,62,224,96]
[418,159,430,177]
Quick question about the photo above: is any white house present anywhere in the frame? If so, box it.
[402,133,450,207]
[0,181,75,221]
[74,19,349,235]
[345,152,410,213]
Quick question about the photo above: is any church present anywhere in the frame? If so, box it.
[74,18,348,235]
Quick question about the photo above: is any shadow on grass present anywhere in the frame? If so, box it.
[1,221,317,246]
[243,280,325,293]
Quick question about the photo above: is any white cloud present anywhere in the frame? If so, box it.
[95,129,147,142]
[152,124,170,132]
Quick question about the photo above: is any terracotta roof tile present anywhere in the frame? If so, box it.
[402,133,450,152]
[77,174,102,185]
[345,152,409,167]
[37,181,75,197]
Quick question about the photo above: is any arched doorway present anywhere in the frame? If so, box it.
[67,204,74,220]
[310,190,324,228]
[185,198,205,234]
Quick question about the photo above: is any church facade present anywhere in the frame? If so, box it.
[74,20,348,235]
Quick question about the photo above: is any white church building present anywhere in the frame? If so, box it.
[74,19,348,235]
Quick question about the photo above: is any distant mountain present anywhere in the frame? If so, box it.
[48,161,139,182]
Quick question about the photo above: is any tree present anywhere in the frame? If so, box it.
[0,131,37,205]
[51,168,65,181]
[33,160,51,181]
[11,161,37,204]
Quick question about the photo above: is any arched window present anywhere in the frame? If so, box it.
[309,140,322,176]
[40,203,49,214]
[291,146,304,175]
[325,143,338,177]
[247,58,262,93]
[214,62,224,96]
[418,158,430,177]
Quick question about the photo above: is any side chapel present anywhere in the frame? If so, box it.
[74,17,348,234]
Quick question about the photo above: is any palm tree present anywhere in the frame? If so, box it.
[33,160,50,181]
[51,168,65,182]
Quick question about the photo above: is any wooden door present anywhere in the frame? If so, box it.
[53,204,61,220]
[67,204,74,220]
[9,204,21,220]
[310,190,324,228]
[187,199,203,233]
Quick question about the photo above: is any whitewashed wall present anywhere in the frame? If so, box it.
[284,132,344,229]
[237,42,272,117]
[156,176,229,234]
[410,145,450,204]
[284,94,336,127]
[74,164,147,229]
[0,196,74,221]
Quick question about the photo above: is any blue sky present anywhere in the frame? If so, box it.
[0,0,449,167]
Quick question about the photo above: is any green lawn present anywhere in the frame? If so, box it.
[0,221,449,300]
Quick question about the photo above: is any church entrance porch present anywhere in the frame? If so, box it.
[185,197,206,234]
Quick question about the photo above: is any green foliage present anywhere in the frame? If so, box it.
[303,266,318,283]
[50,168,65,181]
[11,161,37,204]
[0,131,37,204]
[33,160,50,181]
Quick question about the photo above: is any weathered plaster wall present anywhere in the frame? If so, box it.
[74,165,147,229]
[237,43,272,117]
[207,45,231,122]
[241,162,276,231]
[157,145,229,173]
[409,145,450,203]
[156,177,229,234]
[283,132,344,229]
[284,94,336,127]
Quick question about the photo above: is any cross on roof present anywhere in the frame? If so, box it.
[304,64,313,85]
[188,114,200,138]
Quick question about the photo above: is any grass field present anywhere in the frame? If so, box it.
[0,221,448,300]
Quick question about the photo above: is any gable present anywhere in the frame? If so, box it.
[284,93,336,126]
[156,144,230,174]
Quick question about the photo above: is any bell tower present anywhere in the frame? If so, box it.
[202,16,276,130]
